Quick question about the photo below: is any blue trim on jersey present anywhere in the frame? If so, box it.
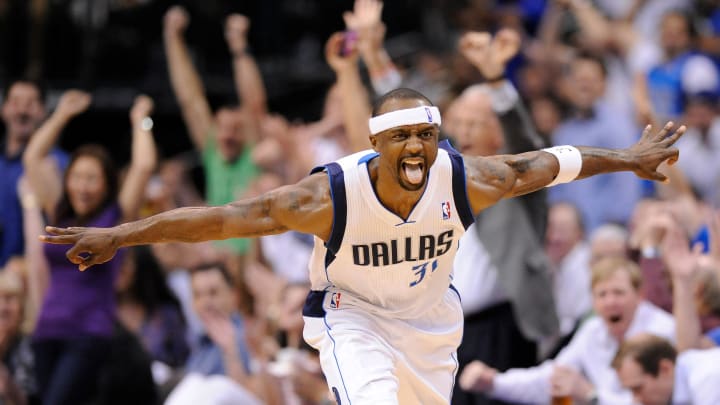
[325,163,347,254]
[357,152,379,165]
[324,316,352,405]
[449,283,462,302]
[322,163,347,279]
[449,351,459,402]
[302,290,327,317]
[439,140,474,230]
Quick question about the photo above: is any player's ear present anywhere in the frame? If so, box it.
[370,134,378,151]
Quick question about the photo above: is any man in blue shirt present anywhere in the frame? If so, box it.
[549,54,643,233]
[184,264,252,384]
[1,79,67,266]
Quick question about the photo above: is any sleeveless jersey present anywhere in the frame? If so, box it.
[308,140,474,319]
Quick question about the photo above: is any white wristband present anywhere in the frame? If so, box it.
[543,145,582,187]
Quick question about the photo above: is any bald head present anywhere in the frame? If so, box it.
[444,85,503,156]
[372,88,433,116]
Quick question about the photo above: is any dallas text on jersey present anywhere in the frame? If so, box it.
[351,230,455,267]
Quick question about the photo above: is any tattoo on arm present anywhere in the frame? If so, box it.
[287,191,301,212]
[506,154,540,174]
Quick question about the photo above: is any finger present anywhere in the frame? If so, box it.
[460,31,491,50]
[653,121,674,142]
[325,31,345,58]
[38,234,80,244]
[639,124,652,141]
[662,125,686,146]
[493,28,521,58]
[65,244,92,265]
[649,170,668,183]
[342,11,355,28]
[80,252,107,271]
[664,148,679,166]
[44,226,84,236]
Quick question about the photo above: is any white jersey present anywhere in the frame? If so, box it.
[307,140,474,320]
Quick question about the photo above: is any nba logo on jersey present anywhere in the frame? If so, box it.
[330,292,342,309]
[425,107,433,123]
[441,201,451,220]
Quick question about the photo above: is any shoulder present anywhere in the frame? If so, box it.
[640,301,675,332]
[573,316,604,341]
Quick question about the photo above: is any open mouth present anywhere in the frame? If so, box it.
[608,314,623,323]
[401,158,425,185]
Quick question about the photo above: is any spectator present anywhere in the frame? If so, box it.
[0,79,66,267]
[0,269,36,405]
[542,202,592,357]
[459,257,675,405]
[674,93,720,205]
[163,7,266,257]
[166,263,279,404]
[24,91,156,405]
[449,29,559,405]
[660,211,720,350]
[549,53,643,232]
[589,223,630,264]
[115,245,190,370]
[647,10,720,121]
[613,333,720,405]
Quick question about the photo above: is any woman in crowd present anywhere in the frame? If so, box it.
[22,90,157,405]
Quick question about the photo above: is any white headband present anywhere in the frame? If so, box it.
[368,106,442,135]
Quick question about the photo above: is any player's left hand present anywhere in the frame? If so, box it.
[626,121,685,182]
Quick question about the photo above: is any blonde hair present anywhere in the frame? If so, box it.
[697,266,720,317]
[591,256,642,290]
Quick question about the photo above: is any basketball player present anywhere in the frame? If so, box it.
[40,87,685,403]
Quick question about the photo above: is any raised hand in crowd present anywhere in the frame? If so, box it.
[225,13,267,123]
[660,214,717,351]
[324,31,371,152]
[225,14,250,57]
[163,5,189,38]
[343,0,384,59]
[343,0,401,95]
[163,5,215,151]
[54,90,92,119]
[22,89,92,216]
[122,95,158,221]
[459,28,520,83]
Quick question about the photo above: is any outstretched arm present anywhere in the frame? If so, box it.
[464,122,686,214]
[41,173,333,271]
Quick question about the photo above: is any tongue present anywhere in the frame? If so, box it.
[404,164,423,184]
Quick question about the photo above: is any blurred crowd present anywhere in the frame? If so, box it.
[1,0,720,404]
